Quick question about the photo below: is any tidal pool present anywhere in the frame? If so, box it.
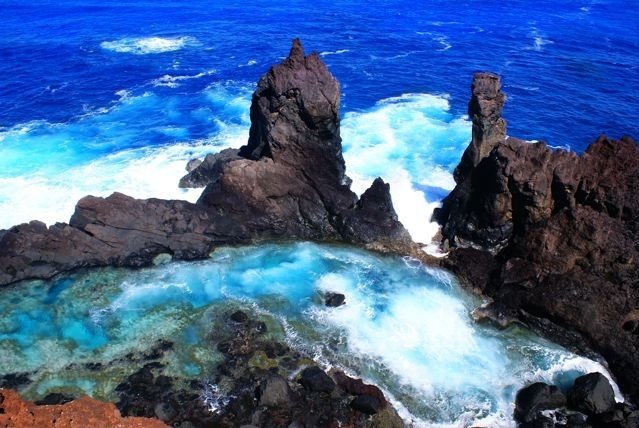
[0,242,620,427]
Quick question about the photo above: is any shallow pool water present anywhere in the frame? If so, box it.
[0,242,620,427]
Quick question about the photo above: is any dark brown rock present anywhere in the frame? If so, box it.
[350,395,381,415]
[514,382,566,423]
[298,366,335,394]
[325,292,345,307]
[332,370,387,409]
[179,148,241,188]
[568,373,616,416]
[436,72,639,403]
[336,177,413,251]
[0,39,413,287]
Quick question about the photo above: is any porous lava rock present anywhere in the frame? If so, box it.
[436,72,639,402]
[0,388,167,428]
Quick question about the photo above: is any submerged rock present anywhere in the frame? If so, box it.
[324,292,345,307]
[437,72,639,402]
[110,310,403,427]
[0,39,413,287]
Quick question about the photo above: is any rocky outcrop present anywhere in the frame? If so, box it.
[514,382,566,424]
[178,148,241,188]
[513,373,639,427]
[436,72,639,402]
[0,39,413,287]
[0,388,167,428]
[113,310,404,427]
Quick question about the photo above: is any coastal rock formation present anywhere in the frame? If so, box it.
[513,373,639,427]
[0,388,167,428]
[0,39,412,287]
[113,310,403,427]
[436,72,639,402]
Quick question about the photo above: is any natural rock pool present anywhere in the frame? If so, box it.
[0,242,621,426]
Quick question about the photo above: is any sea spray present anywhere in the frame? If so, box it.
[0,242,620,426]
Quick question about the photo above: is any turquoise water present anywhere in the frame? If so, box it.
[1,0,638,240]
[0,242,620,427]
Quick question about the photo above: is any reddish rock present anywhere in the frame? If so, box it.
[0,389,167,428]
[332,370,388,409]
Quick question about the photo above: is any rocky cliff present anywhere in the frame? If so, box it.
[0,39,413,287]
[435,72,639,402]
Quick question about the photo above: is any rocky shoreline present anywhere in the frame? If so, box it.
[0,39,416,288]
[435,72,639,408]
[0,40,637,426]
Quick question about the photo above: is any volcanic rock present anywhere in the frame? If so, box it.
[324,292,345,307]
[436,72,639,402]
[0,39,413,287]
[179,148,241,188]
[0,389,167,428]
[514,382,566,423]
[568,372,616,416]
[332,370,387,409]
[298,366,335,394]
[258,375,293,407]
[350,395,381,415]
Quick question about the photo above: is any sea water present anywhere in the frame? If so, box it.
[0,243,622,427]
[0,1,637,426]
[0,0,637,230]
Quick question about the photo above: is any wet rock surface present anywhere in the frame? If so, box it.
[0,39,413,287]
[514,373,639,428]
[514,382,566,424]
[436,72,639,403]
[112,310,404,427]
[568,373,616,416]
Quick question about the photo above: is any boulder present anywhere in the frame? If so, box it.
[514,382,566,423]
[332,370,387,409]
[351,395,381,415]
[568,372,616,416]
[258,375,293,407]
[298,366,335,394]
[179,148,241,188]
[325,292,345,307]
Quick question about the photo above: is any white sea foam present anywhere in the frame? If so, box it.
[341,93,470,248]
[100,36,198,54]
[238,59,258,67]
[0,81,252,229]
[151,70,216,88]
[319,49,350,56]
[525,28,554,52]
[308,262,623,427]
[416,32,452,51]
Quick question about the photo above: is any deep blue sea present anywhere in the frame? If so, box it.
[1,0,638,229]
[0,1,637,426]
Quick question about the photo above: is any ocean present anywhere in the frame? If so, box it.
[0,0,637,426]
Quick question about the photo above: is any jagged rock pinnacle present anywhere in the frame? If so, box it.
[453,72,506,183]
[287,38,305,63]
